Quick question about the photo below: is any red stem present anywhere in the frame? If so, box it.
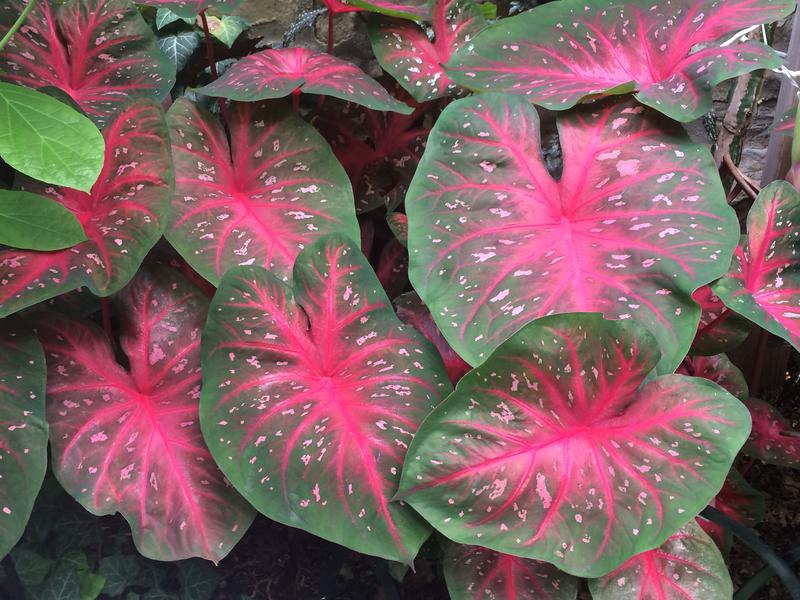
[100,297,113,341]
[199,10,219,80]
[327,11,335,54]
[292,87,301,113]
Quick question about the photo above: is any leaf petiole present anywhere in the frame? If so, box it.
[0,0,38,53]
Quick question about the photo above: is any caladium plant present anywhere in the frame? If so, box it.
[0,326,48,559]
[195,47,413,114]
[398,313,750,577]
[744,398,800,469]
[0,0,175,127]
[344,0,431,20]
[166,98,359,285]
[200,234,451,564]
[677,353,749,400]
[40,267,255,562]
[0,100,172,318]
[690,285,750,355]
[442,542,579,600]
[405,94,738,373]
[698,469,767,551]
[713,181,800,352]
[368,0,488,102]
[446,0,794,122]
[587,520,733,599]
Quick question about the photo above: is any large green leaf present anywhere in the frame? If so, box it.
[0,83,104,192]
[398,313,751,577]
[0,190,87,250]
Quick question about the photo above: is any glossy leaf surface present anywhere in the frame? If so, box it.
[713,181,800,352]
[744,398,800,468]
[0,191,87,251]
[41,268,255,562]
[201,235,451,563]
[167,98,359,285]
[345,0,430,20]
[0,82,104,192]
[0,327,48,559]
[195,47,413,114]
[676,354,748,400]
[588,520,732,600]
[690,286,749,355]
[447,0,792,122]
[0,0,175,127]
[406,94,737,372]
[398,313,750,577]
[0,100,172,317]
[443,543,578,600]
[369,0,487,102]
[158,31,201,73]
[323,0,364,14]
[138,0,241,18]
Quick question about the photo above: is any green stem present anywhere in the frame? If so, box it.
[0,0,38,53]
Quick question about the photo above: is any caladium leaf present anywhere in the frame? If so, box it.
[406,94,737,373]
[323,0,364,14]
[200,234,452,564]
[376,238,409,299]
[713,181,800,352]
[387,212,408,246]
[312,93,429,212]
[166,98,359,286]
[443,542,579,600]
[0,100,172,318]
[588,520,732,599]
[744,398,800,468]
[40,268,255,562]
[690,286,750,355]
[446,0,793,123]
[676,354,748,401]
[397,313,751,577]
[0,327,48,559]
[368,0,487,102]
[345,0,431,20]
[138,0,241,18]
[394,291,470,385]
[0,0,175,127]
[195,47,413,114]
[698,469,766,551]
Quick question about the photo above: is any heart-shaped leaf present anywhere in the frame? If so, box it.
[369,0,487,102]
[138,0,241,18]
[446,0,792,122]
[40,267,256,562]
[405,94,737,373]
[676,354,748,400]
[345,0,430,20]
[195,47,413,114]
[200,234,452,564]
[311,92,429,212]
[158,31,201,73]
[0,83,104,193]
[0,100,172,318]
[0,326,48,559]
[588,520,732,599]
[443,542,579,600]
[713,181,800,352]
[0,191,87,251]
[690,286,750,355]
[394,291,470,385]
[0,0,175,127]
[166,98,359,285]
[698,469,766,551]
[744,398,800,468]
[398,313,751,577]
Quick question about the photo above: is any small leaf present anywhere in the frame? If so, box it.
[138,0,241,18]
[159,31,202,72]
[99,555,141,596]
[676,354,748,401]
[80,572,106,600]
[0,191,87,251]
[588,520,732,599]
[690,286,750,355]
[0,83,104,192]
[156,8,195,29]
[345,0,430,20]
[744,399,800,468]
[398,313,751,577]
[39,562,82,600]
[11,548,54,588]
[178,560,220,600]
[206,15,250,48]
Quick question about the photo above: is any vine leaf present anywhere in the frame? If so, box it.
[40,268,256,563]
[138,0,241,18]
[397,313,751,577]
[744,398,800,468]
[0,100,172,318]
[200,234,452,564]
[676,353,748,401]
[344,0,430,20]
[588,520,733,599]
[443,542,579,600]
[166,98,359,286]
[369,0,487,102]
[0,326,48,559]
[446,0,793,122]
[713,181,800,352]
[195,47,413,114]
[0,0,175,127]
[406,94,738,373]
[690,286,750,355]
